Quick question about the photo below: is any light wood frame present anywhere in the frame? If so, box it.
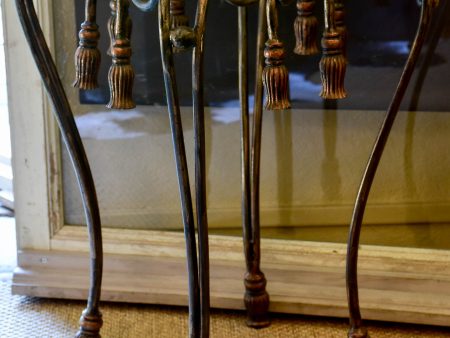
[5,0,450,327]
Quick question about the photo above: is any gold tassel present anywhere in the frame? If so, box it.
[263,40,290,110]
[170,0,189,28]
[319,0,346,99]
[107,0,117,56]
[294,0,319,55]
[334,0,347,59]
[108,0,135,109]
[74,0,100,90]
[263,0,290,110]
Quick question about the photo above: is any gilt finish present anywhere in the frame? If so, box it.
[319,0,347,99]
[73,0,101,90]
[108,0,135,109]
[294,0,319,55]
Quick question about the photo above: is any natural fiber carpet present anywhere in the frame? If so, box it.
[1,282,450,337]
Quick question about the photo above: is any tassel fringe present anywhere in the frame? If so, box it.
[263,40,291,111]
[294,0,319,55]
[108,39,135,109]
[74,22,101,90]
[319,33,347,99]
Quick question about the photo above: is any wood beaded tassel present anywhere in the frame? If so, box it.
[334,0,347,59]
[74,0,101,90]
[319,0,347,99]
[263,0,291,110]
[294,0,319,55]
[170,0,189,28]
[107,0,117,56]
[108,0,136,109]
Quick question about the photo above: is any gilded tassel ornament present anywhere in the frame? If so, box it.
[108,0,136,109]
[107,0,117,56]
[170,0,189,28]
[334,0,347,59]
[294,0,319,55]
[263,0,290,110]
[319,0,347,99]
[108,0,133,56]
[74,0,101,90]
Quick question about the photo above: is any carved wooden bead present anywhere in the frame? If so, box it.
[297,0,314,12]
[264,41,286,65]
[78,23,100,45]
[111,39,132,59]
[321,31,342,51]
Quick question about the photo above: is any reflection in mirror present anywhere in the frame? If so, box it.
[56,0,450,250]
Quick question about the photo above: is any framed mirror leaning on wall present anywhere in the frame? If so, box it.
[7,0,450,328]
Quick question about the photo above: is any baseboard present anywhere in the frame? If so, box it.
[12,232,450,327]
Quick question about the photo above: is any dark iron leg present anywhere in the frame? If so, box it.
[159,0,201,336]
[192,0,211,336]
[238,5,252,301]
[346,1,439,337]
[226,0,270,328]
[245,0,270,328]
[15,1,104,337]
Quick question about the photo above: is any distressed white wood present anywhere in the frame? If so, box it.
[3,0,56,249]
[13,233,450,326]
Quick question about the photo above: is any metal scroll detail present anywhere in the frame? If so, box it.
[346,1,439,337]
[15,1,104,337]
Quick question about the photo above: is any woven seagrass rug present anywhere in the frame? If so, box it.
[1,281,450,338]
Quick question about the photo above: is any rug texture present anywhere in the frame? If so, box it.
[1,281,450,337]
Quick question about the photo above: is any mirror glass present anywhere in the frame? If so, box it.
[56,1,450,249]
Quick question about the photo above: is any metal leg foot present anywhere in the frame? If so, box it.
[75,309,103,338]
[244,271,270,328]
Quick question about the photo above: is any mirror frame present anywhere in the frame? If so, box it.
[5,0,450,327]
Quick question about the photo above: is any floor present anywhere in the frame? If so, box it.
[2,217,450,337]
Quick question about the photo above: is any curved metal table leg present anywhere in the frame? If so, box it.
[192,0,211,336]
[159,0,205,336]
[15,1,104,337]
[226,0,270,327]
[346,1,440,337]
[246,0,270,327]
